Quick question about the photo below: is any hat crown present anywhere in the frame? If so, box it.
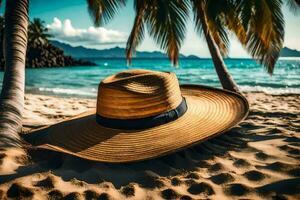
[97,69,183,119]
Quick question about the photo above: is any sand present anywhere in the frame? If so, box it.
[0,92,299,200]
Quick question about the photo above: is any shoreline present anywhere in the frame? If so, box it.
[0,92,299,199]
[23,90,300,100]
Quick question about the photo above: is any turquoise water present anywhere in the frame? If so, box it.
[0,58,299,98]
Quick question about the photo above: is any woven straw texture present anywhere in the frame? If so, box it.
[97,70,182,119]
[28,70,249,163]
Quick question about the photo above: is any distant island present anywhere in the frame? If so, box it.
[0,42,96,70]
[0,18,96,70]
[1,39,299,70]
[279,47,300,57]
[51,40,300,59]
[50,40,200,59]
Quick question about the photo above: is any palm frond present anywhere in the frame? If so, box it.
[145,0,189,65]
[28,18,52,44]
[192,0,231,57]
[205,0,230,56]
[126,0,146,64]
[225,9,247,47]
[237,0,284,74]
[192,0,203,36]
[86,0,126,26]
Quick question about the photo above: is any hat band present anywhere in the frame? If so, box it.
[96,98,187,130]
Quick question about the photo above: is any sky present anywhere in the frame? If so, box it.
[1,0,300,58]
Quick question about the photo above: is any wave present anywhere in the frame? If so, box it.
[240,86,300,95]
[36,87,97,97]
[25,85,300,98]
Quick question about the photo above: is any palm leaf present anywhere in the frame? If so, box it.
[145,0,189,65]
[86,0,126,26]
[204,0,230,57]
[192,0,203,36]
[192,0,232,57]
[224,9,247,46]
[237,0,284,74]
[126,0,146,64]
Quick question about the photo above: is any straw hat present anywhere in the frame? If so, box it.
[26,69,249,163]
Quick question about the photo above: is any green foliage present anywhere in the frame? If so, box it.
[126,0,145,64]
[236,0,285,74]
[28,18,52,45]
[86,0,126,26]
[192,0,286,74]
[192,0,236,57]
[126,0,189,65]
[2,0,299,74]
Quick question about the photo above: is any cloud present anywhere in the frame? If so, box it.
[47,17,127,47]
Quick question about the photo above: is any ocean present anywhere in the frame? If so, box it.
[0,58,299,98]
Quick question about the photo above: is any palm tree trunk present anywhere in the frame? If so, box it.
[198,2,240,93]
[0,0,29,147]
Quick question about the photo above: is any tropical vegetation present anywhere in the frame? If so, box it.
[126,0,299,92]
[28,18,52,46]
[0,0,299,147]
[0,16,95,69]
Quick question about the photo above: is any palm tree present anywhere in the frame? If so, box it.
[0,0,125,147]
[126,0,190,66]
[28,18,52,46]
[191,0,241,92]
[126,0,299,93]
[0,0,29,147]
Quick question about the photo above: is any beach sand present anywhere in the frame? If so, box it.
[0,92,299,199]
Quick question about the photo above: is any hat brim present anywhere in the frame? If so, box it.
[25,85,249,163]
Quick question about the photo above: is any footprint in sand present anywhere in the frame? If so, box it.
[161,188,180,199]
[120,184,135,197]
[48,189,64,200]
[187,182,215,196]
[243,170,266,181]
[210,173,235,184]
[34,175,56,190]
[84,190,99,200]
[263,161,294,172]
[208,163,224,173]
[233,158,251,168]
[279,144,300,156]
[224,183,252,196]
[184,179,197,187]
[185,172,200,180]
[63,192,82,200]
[98,192,112,200]
[6,183,34,199]
[171,177,182,186]
[255,152,270,161]
[180,195,193,200]
[260,161,300,178]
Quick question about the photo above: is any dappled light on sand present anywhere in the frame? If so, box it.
[0,92,299,199]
